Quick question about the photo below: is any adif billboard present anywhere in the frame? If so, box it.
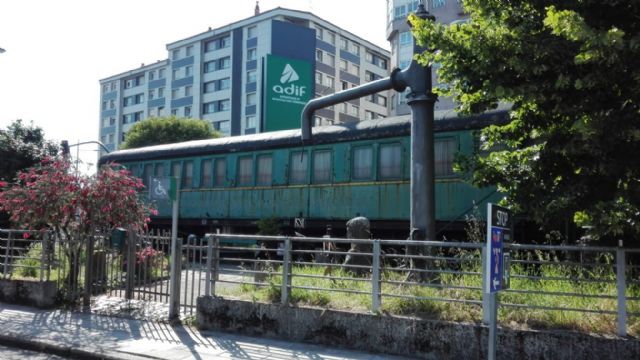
[264,54,312,131]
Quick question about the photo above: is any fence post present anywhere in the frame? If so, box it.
[214,229,220,285]
[83,235,95,307]
[482,245,490,324]
[205,234,213,296]
[125,231,136,300]
[40,232,48,283]
[372,239,381,312]
[281,237,292,304]
[4,231,13,279]
[616,241,627,337]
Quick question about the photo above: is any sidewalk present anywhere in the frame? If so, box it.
[0,302,412,360]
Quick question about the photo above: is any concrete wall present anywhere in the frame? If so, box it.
[0,279,58,308]
[197,296,640,360]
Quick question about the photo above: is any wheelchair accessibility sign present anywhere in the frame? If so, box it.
[149,177,177,201]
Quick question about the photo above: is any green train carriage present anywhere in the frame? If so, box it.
[99,110,506,239]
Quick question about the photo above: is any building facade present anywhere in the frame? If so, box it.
[386,0,466,116]
[99,8,391,152]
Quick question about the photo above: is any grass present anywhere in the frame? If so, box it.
[216,252,640,337]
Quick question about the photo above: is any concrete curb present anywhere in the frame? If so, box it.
[0,332,164,360]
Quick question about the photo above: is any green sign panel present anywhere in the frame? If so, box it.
[264,54,313,131]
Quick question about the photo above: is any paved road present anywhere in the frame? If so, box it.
[0,344,68,359]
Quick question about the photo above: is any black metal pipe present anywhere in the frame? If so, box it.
[301,68,406,141]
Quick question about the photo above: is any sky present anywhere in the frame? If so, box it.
[0,0,389,172]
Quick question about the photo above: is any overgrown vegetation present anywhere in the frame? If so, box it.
[216,253,640,336]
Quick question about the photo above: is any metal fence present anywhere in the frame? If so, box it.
[202,234,640,337]
[0,229,53,282]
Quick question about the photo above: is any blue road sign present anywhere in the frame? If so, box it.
[485,203,511,293]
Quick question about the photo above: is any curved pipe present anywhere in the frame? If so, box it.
[301,68,408,141]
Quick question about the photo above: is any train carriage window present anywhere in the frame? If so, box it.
[379,144,402,179]
[183,161,194,188]
[154,163,164,177]
[312,151,331,183]
[201,160,212,188]
[238,157,253,186]
[352,146,373,180]
[142,164,153,187]
[435,138,457,177]
[171,162,181,184]
[257,155,272,186]
[290,152,308,184]
[214,159,226,187]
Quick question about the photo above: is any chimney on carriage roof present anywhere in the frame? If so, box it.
[255,1,260,16]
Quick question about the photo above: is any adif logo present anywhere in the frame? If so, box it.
[280,64,299,83]
[273,63,306,97]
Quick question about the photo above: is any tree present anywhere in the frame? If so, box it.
[0,120,58,182]
[0,158,156,296]
[410,1,640,241]
[121,116,221,149]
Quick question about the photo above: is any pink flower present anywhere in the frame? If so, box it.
[22,232,29,239]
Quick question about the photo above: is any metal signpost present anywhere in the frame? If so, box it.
[485,203,512,360]
[150,176,181,320]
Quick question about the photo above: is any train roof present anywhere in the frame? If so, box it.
[99,108,509,164]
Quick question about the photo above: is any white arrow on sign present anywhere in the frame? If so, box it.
[493,278,500,289]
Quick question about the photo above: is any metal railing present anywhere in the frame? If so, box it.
[0,229,54,282]
[203,234,640,337]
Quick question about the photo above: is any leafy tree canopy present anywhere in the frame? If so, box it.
[411,1,640,240]
[121,116,221,149]
[0,119,58,182]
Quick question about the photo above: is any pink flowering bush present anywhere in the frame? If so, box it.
[0,158,156,293]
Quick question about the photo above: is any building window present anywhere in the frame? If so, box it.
[172,69,179,79]
[350,43,360,55]
[290,152,308,184]
[172,88,179,99]
[171,109,178,116]
[400,31,412,46]
[246,92,256,106]
[316,50,323,62]
[325,53,335,66]
[313,151,331,183]
[245,115,257,129]
[247,48,257,61]
[341,81,349,90]
[185,66,193,77]
[172,49,180,60]
[203,99,230,114]
[316,26,323,40]
[158,87,165,98]
[247,26,257,39]
[204,78,230,93]
[435,138,457,176]
[149,89,155,100]
[185,85,192,97]
[340,38,348,50]
[237,157,253,186]
[108,133,114,144]
[247,70,257,83]
[315,72,322,85]
[432,0,446,9]
[110,82,117,91]
[219,56,230,69]
[256,155,272,186]
[340,59,348,72]
[159,68,166,79]
[323,75,334,88]
[214,159,226,186]
[148,70,155,81]
[366,52,373,63]
[379,144,402,179]
[351,63,359,75]
[158,106,165,116]
[184,106,192,117]
[201,160,212,188]
[352,147,373,180]
[186,45,193,57]
[205,35,230,52]
[327,31,335,45]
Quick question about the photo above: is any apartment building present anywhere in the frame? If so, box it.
[386,0,466,115]
[99,7,391,151]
